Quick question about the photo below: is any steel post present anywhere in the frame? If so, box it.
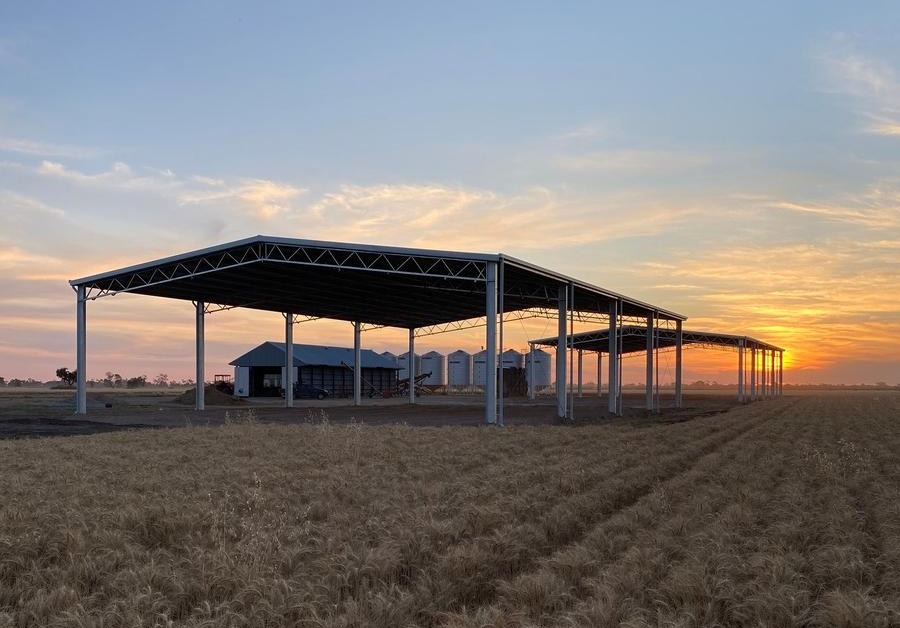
[285,312,294,408]
[556,285,567,419]
[779,351,784,395]
[485,261,498,424]
[195,301,205,411]
[608,301,619,415]
[577,350,583,398]
[528,343,536,401]
[353,321,362,406]
[597,352,602,398]
[645,313,654,410]
[674,319,683,409]
[408,328,416,405]
[76,286,87,415]
[498,260,505,426]
[750,347,757,400]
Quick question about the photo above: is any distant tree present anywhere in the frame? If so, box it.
[153,373,169,388]
[8,378,23,387]
[0,376,5,387]
[125,375,147,388]
[56,367,77,387]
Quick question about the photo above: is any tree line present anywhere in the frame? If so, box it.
[0,369,195,388]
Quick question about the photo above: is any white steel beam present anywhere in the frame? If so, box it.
[608,301,619,415]
[285,312,294,408]
[195,301,205,411]
[498,260,505,427]
[353,321,362,406]
[577,349,584,398]
[76,286,87,415]
[645,313,654,410]
[779,351,784,395]
[674,319,683,409]
[750,347,757,400]
[485,261,498,424]
[528,343,536,401]
[556,285,567,419]
[597,352,602,398]
[408,328,416,405]
[568,284,575,419]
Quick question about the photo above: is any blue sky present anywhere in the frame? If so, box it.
[1,1,899,384]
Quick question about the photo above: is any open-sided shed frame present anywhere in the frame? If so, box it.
[532,325,785,409]
[70,235,686,422]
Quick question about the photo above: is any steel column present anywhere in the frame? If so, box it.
[645,313,654,410]
[737,340,744,402]
[608,301,619,415]
[75,286,87,415]
[577,350,584,398]
[195,301,205,411]
[779,351,784,395]
[408,328,416,405]
[353,321,362,406]
[498,259,505,427]
[762,348,768,398]
[528,343,536,401]
[750,347,757,400]
[674,319,683,409]
[485,261,498,424]
[597,352,602,398]
[556,285,567,419]
[285,312,294,408]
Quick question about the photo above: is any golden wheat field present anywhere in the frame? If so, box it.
[1,392,899,627]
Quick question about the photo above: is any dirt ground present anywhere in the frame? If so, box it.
[0,388,743,438]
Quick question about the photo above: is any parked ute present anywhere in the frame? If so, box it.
[293,382,329,400]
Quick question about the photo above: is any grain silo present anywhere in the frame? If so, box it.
[447,349,472,388]
[397,351,421,381]
[380,351,399,367]
[500,349,524,369]
[525,348,552,390]
[473,349,488,387]
[420,350,446,386]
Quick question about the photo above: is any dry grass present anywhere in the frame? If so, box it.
[1,392,900,626]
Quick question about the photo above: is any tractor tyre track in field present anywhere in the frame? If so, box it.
[325,400,793,627]
[438,397,801,627]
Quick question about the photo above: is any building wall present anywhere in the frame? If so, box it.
[300,366,397,398]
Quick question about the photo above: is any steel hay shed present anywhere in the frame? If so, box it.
[70,235,687,422]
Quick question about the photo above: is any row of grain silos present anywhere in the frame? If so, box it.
[380,348,552,388]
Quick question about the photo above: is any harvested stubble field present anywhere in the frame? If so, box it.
[1,392,899,627]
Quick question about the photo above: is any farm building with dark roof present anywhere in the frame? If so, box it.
[230,342,399,398]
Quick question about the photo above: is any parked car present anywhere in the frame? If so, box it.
[293,382,329,400]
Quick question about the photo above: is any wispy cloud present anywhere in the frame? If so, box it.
[0,136,101,159]
[551,123,606,143]
[821,43,900,137]
[1,190,65,217]
[180,178,307,220]
[771,177,900,229]
[555,148,707,173]
[33,160,305,220]
[305,183,697,250]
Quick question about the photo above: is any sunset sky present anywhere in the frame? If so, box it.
[2,2,899,385]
